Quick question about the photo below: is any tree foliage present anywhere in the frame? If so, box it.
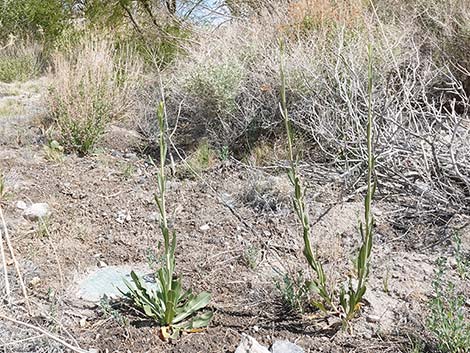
[0,0,71,42]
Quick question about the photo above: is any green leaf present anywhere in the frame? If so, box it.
[173,291,211,324]
[177,311,213,330]
[190,311,213,328]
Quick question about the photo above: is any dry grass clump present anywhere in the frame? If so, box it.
[240,173,291,213]
[285,0,366,35]
[47,34,142,154]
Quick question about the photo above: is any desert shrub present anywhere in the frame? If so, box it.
[0,40,42,83]
[169,18,280,146]
[186,61,243,116]
[47,34,142,154]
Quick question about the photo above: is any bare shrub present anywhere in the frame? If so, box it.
[167,0,469,240]
[47,34,142,154]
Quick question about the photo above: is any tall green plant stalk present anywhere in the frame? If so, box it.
[279,40,333,311]
[279,40,376,324]
[154,101,178,324]
[123,102,212,339]
[340,43,376,323]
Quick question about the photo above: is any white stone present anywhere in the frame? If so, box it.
[23,203,50,221]
[270,341,304,353]
[235,335,270,353]
[200,224,210,231]
[16,200,27,210]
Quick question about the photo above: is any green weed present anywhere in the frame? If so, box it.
[121,163,136,180]
[219,145,230,161]
[275,271,310,314]
[43,140,64,162]
[453,233,469,280]
[0,172,7,201]
[242,246,259,270]
[339,43,376,325]
[99,295,129,327]
[280,39,333,313]
[36,216,51,238]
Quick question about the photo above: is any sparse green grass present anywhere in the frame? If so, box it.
[0,98,25,117]
[0,55,40,83]
[427,258,469,353]
[177,140,217,178]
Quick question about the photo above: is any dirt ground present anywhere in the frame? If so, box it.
[0,79,468,353]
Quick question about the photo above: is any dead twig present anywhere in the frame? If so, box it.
[0,213,11,304]
[0,313,90,353]
[0,207,31,314]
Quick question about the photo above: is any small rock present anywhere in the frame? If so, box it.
[115,210,130,224]
[366,314,380,323]
[270,341,304,353]
[23,203,50,221]
[29,276,41,287]
[79,318,87,328]
[87,349,99,353]
[124,152,137,160]
[199,224,210,232]
[16,201,27,210]
[148,212,159,222]
[235,334,270,353]
[98,261,107,268]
